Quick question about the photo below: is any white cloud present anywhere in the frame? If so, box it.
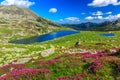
[88,0,120,7]
[85,13,120,21]
[113,1,120,5]
[106,12,112,14]
[97,16,103,19]
[0,0,35,7]
[85,15,103,20]
[92,11,103,16]
[85,16,95,20]
[92,11,113,16]
[104,15,115,20]
[65,17,80,22]
[59,17,80,24]
[116,14,120,18]
[85,11,116,21]
[49,8,57,13]
[104,14,120,20]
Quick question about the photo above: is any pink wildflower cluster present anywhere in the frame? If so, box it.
[89,59,102,73]
[42,59,56,65]
[79,53,102,62]
[56,74,83,80]
[0,68,51,80]
[36,57,65,69]
[0,64,25,74]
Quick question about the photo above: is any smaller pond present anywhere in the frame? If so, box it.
[9,30,79,44]
[100,33,115,37]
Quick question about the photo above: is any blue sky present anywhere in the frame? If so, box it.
[0,0,120,24]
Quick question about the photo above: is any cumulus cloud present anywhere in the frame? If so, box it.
[0,0,35,7]
[85,16,95,20]
[104,14,120,20]
[86,11,114,20]
[85,14,103,20]
[106,12,112,14]
[85,13,120,21]
[91,11,113,16]
[59,17,80,24]
[65,17,80,22]
[88,0,120,7]
[49,8,57,13]
[85,16,103,20]
[97,16,103,19]
[92,11,103,16]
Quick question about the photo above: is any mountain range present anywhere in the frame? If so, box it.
[63,19,120,31]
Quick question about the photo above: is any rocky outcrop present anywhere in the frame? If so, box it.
[41,47,55,57]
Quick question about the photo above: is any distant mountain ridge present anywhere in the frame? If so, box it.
[63,19,120,31]
[0,5,61,42]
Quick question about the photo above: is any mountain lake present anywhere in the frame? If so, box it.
[100,33,115,37]
[9,30,79,44]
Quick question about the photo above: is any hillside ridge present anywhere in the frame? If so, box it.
[0,5,61,42]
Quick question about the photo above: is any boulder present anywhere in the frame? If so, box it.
[41,48,55,57]
[110,48,119,53]
[12,58,32,64]
[75,41,81,47]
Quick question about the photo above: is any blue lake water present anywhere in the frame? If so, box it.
[9,30,79,44]
[100,33,115,37]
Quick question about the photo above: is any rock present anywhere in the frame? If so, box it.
[89,50,97,54]
[12,58,32,64]
[75,41,81,47]
[110,48,119,53]
[61,46,65,49]
[66,49,86,54]
[41,48,55,57]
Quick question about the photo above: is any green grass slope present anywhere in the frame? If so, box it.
[0,31,120,79]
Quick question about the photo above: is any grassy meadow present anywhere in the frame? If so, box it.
[0,31,120,80]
